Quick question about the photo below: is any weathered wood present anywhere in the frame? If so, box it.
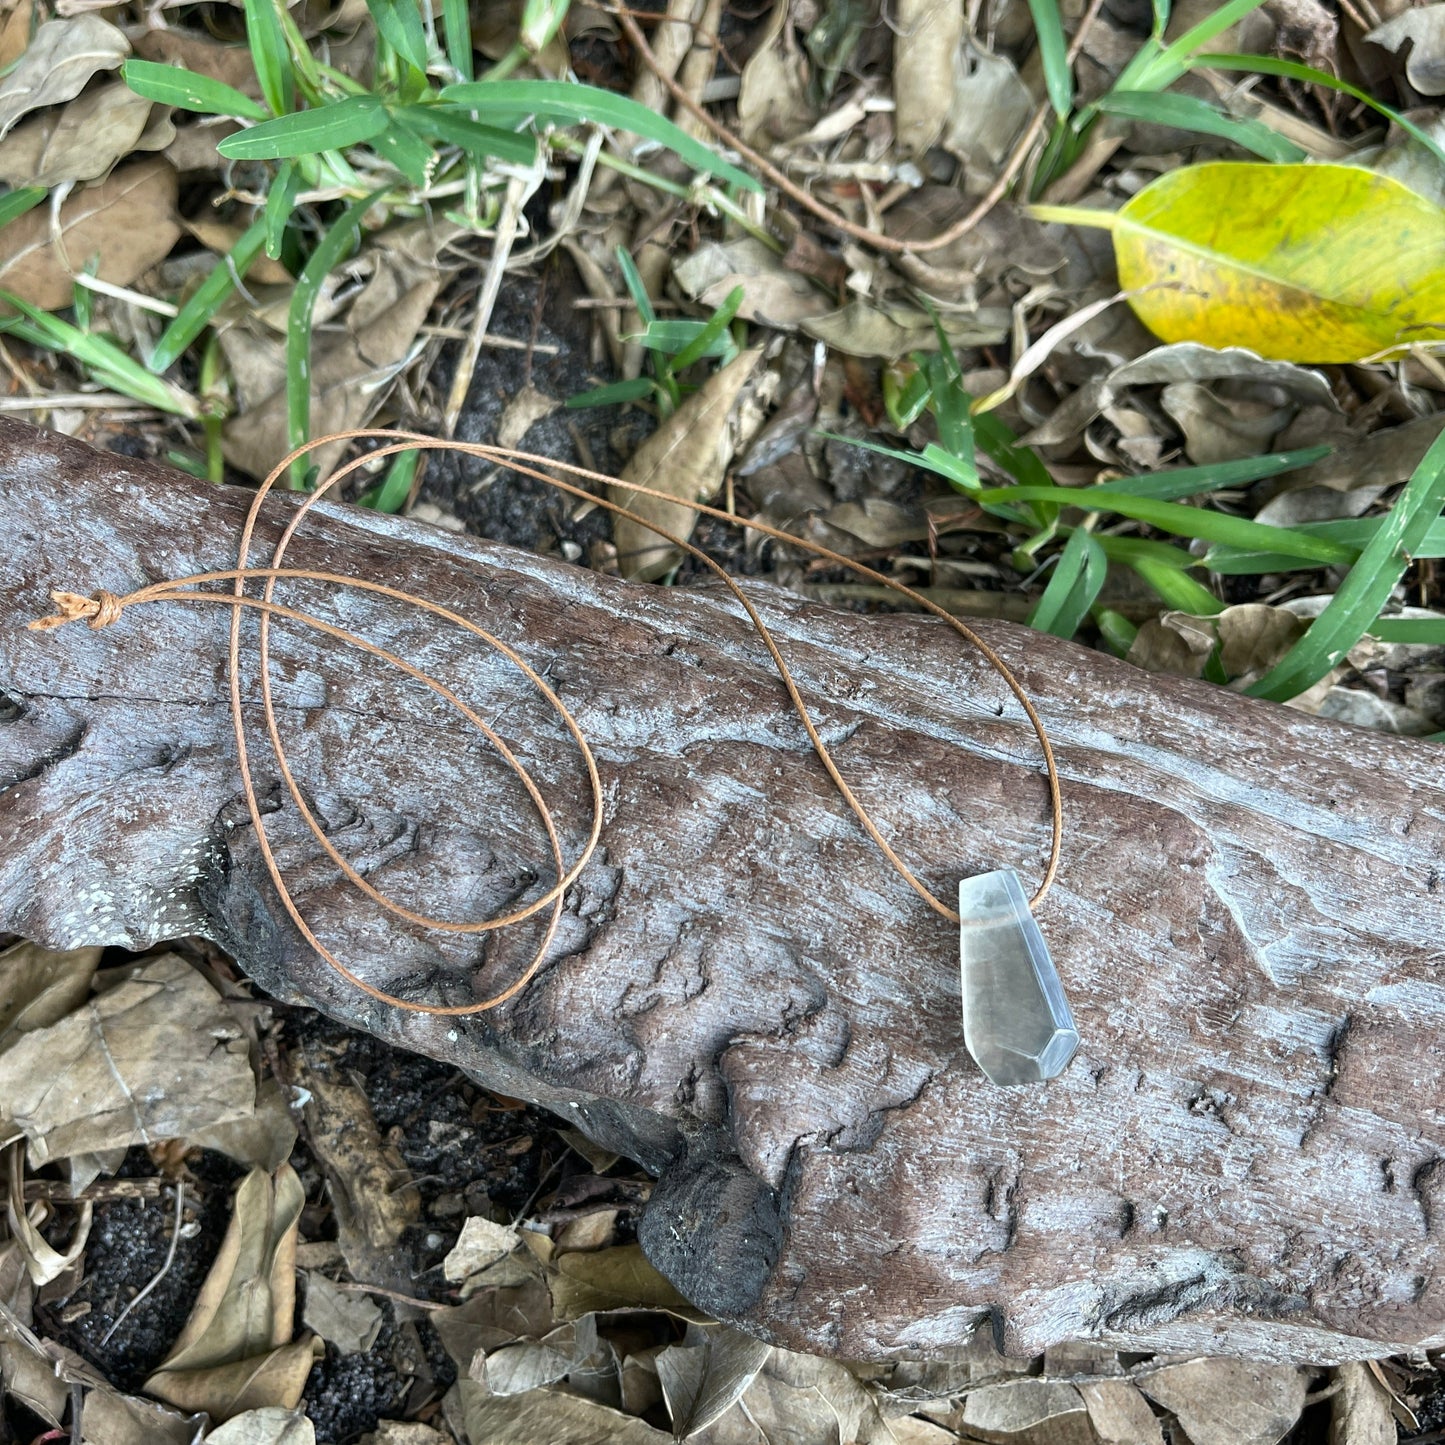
[1,418,1442,1363]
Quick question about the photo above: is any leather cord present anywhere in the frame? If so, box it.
[31,428,1063,1016]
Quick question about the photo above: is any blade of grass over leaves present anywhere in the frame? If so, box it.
[670,285,745,371]
[1095,607,1139,656]
[242,0,294,117]
[1089,446,1331,501]
[1248,427,1445,701]
[1127,554,1224,613]
[438,80,762,191]
[632,318,736,361]
[1194,52,1445,171]
[1206,515,1445,573]
[287,193,378,486]
[973,482,1359,563]
[1095,90,1305,163]
[364,0,430,74]
[218,94,390,159]
[615,244,656,324]
[358,447,420,511]
[265,160,299,259]
[1368,618,1445,643]
[0,291,197,416]
[150,220,268,373]
[1031,528,1106,637]
[372,121,436,185]
[0,187,45,231]
[1112,0,1268,95]
[121,60,268,120]
[1026,0,1073,117]
[399,105,537,163]
[441,0,473,79]
[566,376,656,409]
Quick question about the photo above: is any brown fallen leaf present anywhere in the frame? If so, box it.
[0,940,101,1050]
[289,1037,420,1287]
[0,952,254,1166]
[455,1380,673,1444]
[0,81,154,189]
[673,238,832,329]
[548,1242,702,1322]
[735,0,815,146]
[1138,1358,1309,1445]
[145,1165,320,1420]
[0,156,181,311]
[954,1378,1093,1445]
[656,1323,771,1438]
[0,15,128,137]
[803,300,1009,359]
[892,0,965,155]
[202,1408,316,1444]
[443,1216,523,1288]
[183,216,293,287]
[1079,1378,1166,1445]
[0,0,35,70]
[6,1142,92,1286]
[361,1423,456,1445]
[1329,1360,1396,1445]
[133,27,263,94]
[609,347,760,581]
[301,1272,383,1356]
[78,1386,202,1445]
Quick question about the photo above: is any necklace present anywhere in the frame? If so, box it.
[29,429,1077,1087]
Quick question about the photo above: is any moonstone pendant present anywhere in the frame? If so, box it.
[959,869,1079,1087]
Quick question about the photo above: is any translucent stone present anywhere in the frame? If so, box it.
[959,869,1079,1087]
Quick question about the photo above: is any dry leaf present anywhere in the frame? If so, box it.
[0,952,254,1166]
[0,940,100,1051]
[735,0,814,146]
[940,44,1033,174]
[548,1243,700,1322]
[0,0,35,70]
[200,1406,316,1444]
[1367,6,1445,94]
[609,347,760,580]
[2,81,155,188]
[183,216,293,286]
[432,1277,555,1376]
[484,1316,598,1396]
[673,238,832,328]
[145,1165,318,1421]
[955,1379,1093,1444]
[496,384,560,450]
[1138,1359,1308,1445]
[132,27,262,94]
[0,1328,68,1425]
[188,1075,299,1173]
[1043,163,1445,362]
[443,1215,521,1285]
[455,1380,672,1443]
[1216,604,1308,685]
[0,156,181,311]
[78,1387,200,1445]
[1080,1378,1166,1445]
[656,1323,771,1438]
[803,300,1009,359]
[893,0,965,154]
[301,1272,383,1356]
[361,1424,457,1445]
[553,1207,618,1253]
[6,1149,92,1287]
[1127,613,1215,678]
[290,1038,420,1287]
[0,15,128,138]
[1329,1360,1397,1445]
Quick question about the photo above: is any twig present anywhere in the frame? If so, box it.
[611,0,1107,254]
[443,173,531,437]
[99,1182,185,1346]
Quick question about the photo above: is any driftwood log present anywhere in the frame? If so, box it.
[1,418,1442,1365]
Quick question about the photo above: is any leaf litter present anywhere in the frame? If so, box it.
[4,0,1445,1439]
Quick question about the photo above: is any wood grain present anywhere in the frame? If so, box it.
[1,418,1441,1362]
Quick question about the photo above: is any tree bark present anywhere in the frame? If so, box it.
[1,418,1442,1364]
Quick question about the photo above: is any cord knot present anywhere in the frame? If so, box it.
[27,589,126,632]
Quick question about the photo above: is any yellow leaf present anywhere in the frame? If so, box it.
[1033,162,1445,363]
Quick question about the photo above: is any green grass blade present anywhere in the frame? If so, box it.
[1247,427,1445,700]
[1094,606,1139,656]
[371,121,436,184]
[922,353,977,487]
[121,59,268,119]
[565,376,656,408]
[1127,554,1223,613]
[1089,446,1331,502]
[219,95,389,160]
[0,187,46,230]
[358,447,420,511]
[1194,52,1445,170]
[1095,533,1202,569]
[439,79,762,191]
[973,483,1358,563]
[265,160,299,259]
[441,0,473,79]
[150,219,268,373]
[884,364,932,429]
[614,244,656,324]
[1026,0,1073,117]
[670,285,744,372]
[242,0,294,116]
[1367,617,1445,643]
[1095,89,1304,163]
[1207,515,1445,573]
[1120,0,1267,91]
[1151,0,1170,38]
[974,411,1054,490]
[287,193,377,485]
[631,317,736,360]
[0,290,197,415]
[399,104,537,162]
[365,0,430,73]
[1030,528,1106,637]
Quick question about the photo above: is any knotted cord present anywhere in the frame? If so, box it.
[30,428,1063,1016]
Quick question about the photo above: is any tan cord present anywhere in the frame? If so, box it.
[30,427,1063,1016]
[611,0,1108,257]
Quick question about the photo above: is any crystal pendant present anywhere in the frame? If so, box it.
[959,869,1079,1087]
